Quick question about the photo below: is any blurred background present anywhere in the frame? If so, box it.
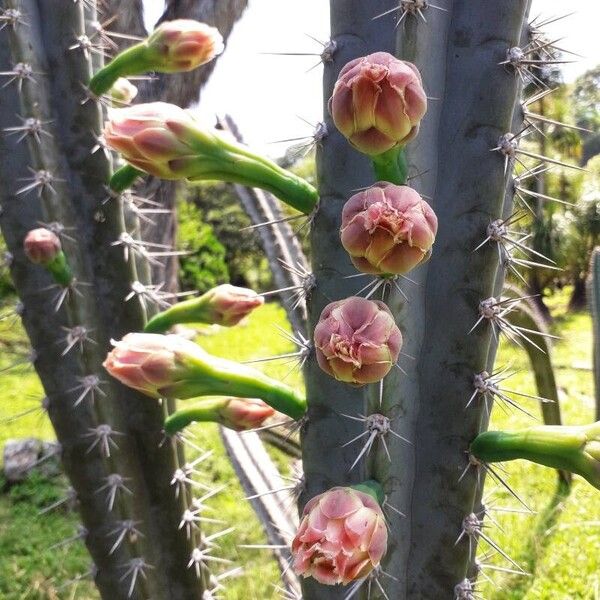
[0,1,599,598]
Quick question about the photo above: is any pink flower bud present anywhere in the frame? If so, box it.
[218,398,275,431]
[203,284,264,326]
[329,52,427,156]
[109,77,138,105]
[23,228,62,265]
[340,183,438,275]
[292,487,388,585]
[314,296,402,385]
[103,332,199,398]
[104,102,199,178]
[146,19,224,72]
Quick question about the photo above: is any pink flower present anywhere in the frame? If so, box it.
[103,332,200,398]
[104,102,200,179]
[146,19,223,72]
[341,183,437,275]
[203,284,264,326]
[218,398,275,431]
[23,228,62,265]
[314,297,402,385]
[329,52,427,156]
[292,487,388,585]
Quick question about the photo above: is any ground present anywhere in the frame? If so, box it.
[0,291,598,599]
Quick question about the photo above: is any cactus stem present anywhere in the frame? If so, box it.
[3,114,52,143]
[96,473,134,512]
[69,373,106,406]
[0,61,36,89]
[108,520,144,556]
[16,167,63,197]
[60,324,96,355]
[68,33,105,60]
[120,557,154,598]
[0,8,26,30]
[343,565,398,600]
[342,412,411,472]
[125,281,172,309]
[467,369,553,420]
[83,423,124,457]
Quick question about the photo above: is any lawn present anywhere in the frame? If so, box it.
[0,292,599,599]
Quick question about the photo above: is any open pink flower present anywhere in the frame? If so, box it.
[314,296,402,385]
[146,19,223,72]
[329,52,427,156]
[103,332,200,398]
[203,284,264,326]
[218,398,275,431]
[23,228,62,265]
[292,487,388,585]
[104,102,200,178]
[341,183,437,275]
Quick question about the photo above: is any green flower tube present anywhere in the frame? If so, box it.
[103,332,307,420]
[144,284,264,333]
[104,102,319,214]
[164,396,275,435]
[90,20,224,96]
[470,422,600,491]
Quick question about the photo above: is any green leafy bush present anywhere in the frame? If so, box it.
[177,200,229,293]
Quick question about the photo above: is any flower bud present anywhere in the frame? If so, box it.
[104,102,199,178]
[104,102,319,214]
[329,52,427,156]
[218,397,275,431]
[23,228,62,265]
[103,332,193,398]
[145,19,223,73]
[104,333,308,420]
[314,296,402,385]
[292,486,388,585]
[341,183,437,275]
[202,284,264,326]
[109,77,138,105]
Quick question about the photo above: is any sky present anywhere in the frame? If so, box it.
[144,0,599,156]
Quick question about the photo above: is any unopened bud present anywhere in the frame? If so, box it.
[109,77,138,105]
[340,183,437,275]
[314,296,402,385]
[23,228,61,265]
[329,52,427,156]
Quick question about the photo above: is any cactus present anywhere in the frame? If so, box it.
[589,247,600,420]
[3,0,596,599]
[0,1,210,597]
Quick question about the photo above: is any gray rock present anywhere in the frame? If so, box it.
[3,438,61,482]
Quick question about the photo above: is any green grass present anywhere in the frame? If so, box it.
[1,293,599,598]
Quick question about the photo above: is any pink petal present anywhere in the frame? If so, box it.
[319,488,363,519]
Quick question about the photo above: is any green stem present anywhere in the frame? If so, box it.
[46,251,73,287]
[164,399,224,436]
[173,350,307,421]
[371,147,408,185]
[89,44,153,96]
[144,295,213,334]
[110,165,145,193]
[351,480,385,505]
[470,424,600,490]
